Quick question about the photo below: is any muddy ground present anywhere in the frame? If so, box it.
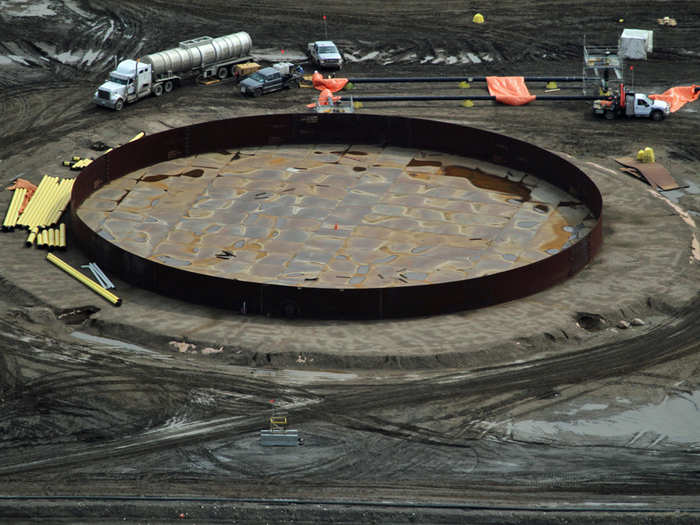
[0,1,699,523]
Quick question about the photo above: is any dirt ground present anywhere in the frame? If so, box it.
[0,1,699,523]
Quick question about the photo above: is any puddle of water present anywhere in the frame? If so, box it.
[512,392,700,446]
[2,0,56,16]
[155,255,191,267]
[516,221,539,229]
[250,368,358,383]
[71,331,156,354]
[403,271,427,281]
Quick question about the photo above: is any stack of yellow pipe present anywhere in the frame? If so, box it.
[27,223,67,250]
[70,158,93,170]
[17,176,74,231]
[2,187,27,230]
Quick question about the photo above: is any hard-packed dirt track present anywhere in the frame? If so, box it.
[0,1,699,523]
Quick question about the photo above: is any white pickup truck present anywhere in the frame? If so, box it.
[307,40,343,69]
[592,84,670,121]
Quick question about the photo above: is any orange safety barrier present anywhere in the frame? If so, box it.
[649,85,700,112]
[486,76,536,106]
[6,178,38,213]
[311,71,348,92]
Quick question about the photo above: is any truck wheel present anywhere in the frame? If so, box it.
[650,110,664,121]
[114,99,124,111]
[153,84,163,97]
[217,67,228,80]
[254,87,262,97]
[604,110,615,120]
[164,80,173,93]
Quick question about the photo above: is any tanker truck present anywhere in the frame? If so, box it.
[94,31,252,110]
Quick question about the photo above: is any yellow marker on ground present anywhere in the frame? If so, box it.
[46,253,121,306]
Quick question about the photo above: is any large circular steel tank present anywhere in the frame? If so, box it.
[70,114,602,318]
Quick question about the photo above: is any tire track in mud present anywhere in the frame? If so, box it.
[0,297,698,478]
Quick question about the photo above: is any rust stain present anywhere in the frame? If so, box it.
[443,165,531,201]
[538,212,571,252]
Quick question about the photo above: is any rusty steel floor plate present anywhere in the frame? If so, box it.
[77,144,594,289]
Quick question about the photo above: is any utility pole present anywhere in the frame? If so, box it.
[323,15,328,39]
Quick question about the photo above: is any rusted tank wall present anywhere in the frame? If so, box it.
[70,113,602,318]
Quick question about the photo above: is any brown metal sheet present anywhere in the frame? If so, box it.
[70,114,603,319]
[614,157,683,191]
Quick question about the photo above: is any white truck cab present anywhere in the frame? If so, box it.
[626,93,670,119]
[94,59,154,111]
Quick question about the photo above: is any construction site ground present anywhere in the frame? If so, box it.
[0,1,699,523]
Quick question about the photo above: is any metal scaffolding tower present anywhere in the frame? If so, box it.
[583,35,624,95]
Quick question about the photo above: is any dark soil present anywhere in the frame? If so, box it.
[0,1,699,523]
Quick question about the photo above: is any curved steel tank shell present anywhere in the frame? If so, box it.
[141,31,252,76]
[70,113,603,319]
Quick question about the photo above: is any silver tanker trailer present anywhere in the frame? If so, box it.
[94,31,252,110]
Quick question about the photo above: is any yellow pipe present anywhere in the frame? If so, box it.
[3,187,25,228]
[58,223,66,249]
[44,180,66,226]
[35,177,65,228]
[50,179,74,225]
[36,230,44,248]
[48,228,55,249]
[39,178,63,227]
[26,176,57,229]
[25,228,37,248]
[17,175,48,227]
[3,187,19,228]
[128,131,145,142]
[13,187,27,227]
[46,253,121,306]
